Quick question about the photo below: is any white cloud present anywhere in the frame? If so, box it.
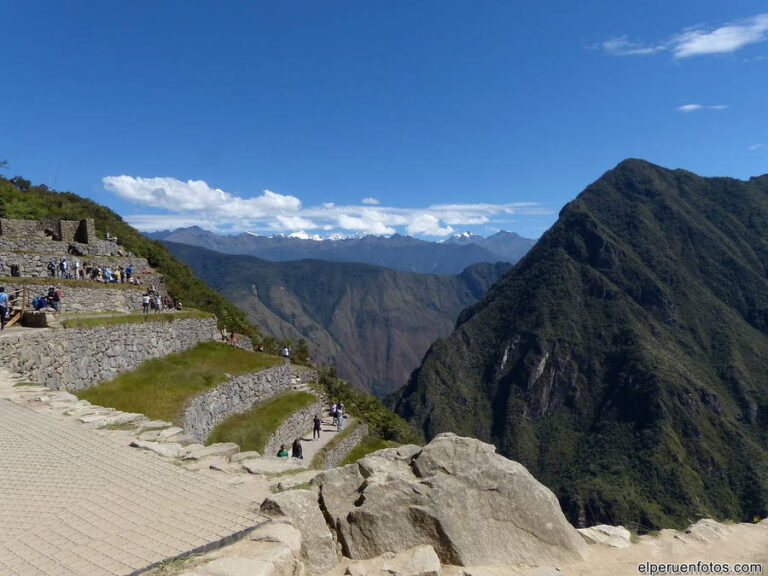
[337,214,396,235]
[104,174,549,238]
[274,215,317,230]
[673,14,768,58]
[103,176,301,216]
[361,197,380,205]
[601,36,665,56]
[749,143,767,150]
[601,13,768,59]
[677,104,728,113]
[406,214,454,236]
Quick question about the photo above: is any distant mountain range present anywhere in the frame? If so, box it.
[396,159,768,530]
[163,241,511,396]
[148,228,535,274]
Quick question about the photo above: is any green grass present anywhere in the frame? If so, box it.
[61,310,211,329]
[340,435,401,466]
[207,391,317,452]
[77,342,281,423]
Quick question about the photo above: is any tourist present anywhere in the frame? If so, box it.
[0,286,8,331]
[125,264,133,282]
[281,345,291,363]
[155,295,162,313]
[142,293,150,314]
[47,285,61,313]
[337,403,345,432]
[313,414,322,440]
[291,438,303,459]
[229,332,238,345]
[330,402,338,426]
[59,257,68,279]
[47,259,56,277]
[277,445,289,457]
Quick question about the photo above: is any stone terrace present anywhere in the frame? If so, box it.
[0,397,267,576]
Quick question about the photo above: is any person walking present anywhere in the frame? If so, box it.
[141,293,150,314]
[336,403,344,432]
[313,414,322,440]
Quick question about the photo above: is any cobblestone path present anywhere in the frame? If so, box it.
[0,399,266,576]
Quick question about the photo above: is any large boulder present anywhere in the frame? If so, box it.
[261,489,337,574]
[313,433,586,566]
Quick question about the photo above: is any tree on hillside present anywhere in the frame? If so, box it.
[0,160,7,174]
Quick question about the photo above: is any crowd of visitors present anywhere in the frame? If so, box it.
[141,285,180,314]
[47,257,150,285]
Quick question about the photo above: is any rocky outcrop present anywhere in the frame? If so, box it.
[260,489,338,574]
[312,433,587,567]
[577,525,632,548]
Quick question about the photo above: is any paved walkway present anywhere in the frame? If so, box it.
[299,415,356,464]
[0,398,267,575]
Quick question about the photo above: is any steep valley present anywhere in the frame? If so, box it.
[164,241,510,396]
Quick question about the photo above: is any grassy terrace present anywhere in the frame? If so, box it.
[207,391,317,453]
[61,310,211,329]
[0,275,146,289]
[78,342,281,423]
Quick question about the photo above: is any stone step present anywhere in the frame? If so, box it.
[93,412,145,429]
[184,443,241,461]
[129,440,187,458]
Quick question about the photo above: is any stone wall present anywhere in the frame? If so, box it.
[6,283,149,313]
[0,218,94,243]
[264,399,326,457]
[0,250,151,278]
[322,421,369,469]
[0,317,218,391]
[183,364,295,443]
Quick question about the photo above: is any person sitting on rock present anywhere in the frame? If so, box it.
[277,445,289,457]
[291,439,303,459]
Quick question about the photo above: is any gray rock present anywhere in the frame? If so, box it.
[129,440,186,458]
[184,442,240,460]
[314,433,586,567]
[577,525,632,548]
[249,523,303,557]
[197,556,273,576]
[242,457,305,475]
[230,451,263,462]
[261,490,337,574]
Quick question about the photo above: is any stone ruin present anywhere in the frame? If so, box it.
[0,217,96,244]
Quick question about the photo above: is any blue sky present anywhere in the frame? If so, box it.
[1,1,767,239]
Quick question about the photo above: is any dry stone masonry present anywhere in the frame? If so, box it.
[321,421,369,469]
[183,364,296,443]
[0,317,218,390]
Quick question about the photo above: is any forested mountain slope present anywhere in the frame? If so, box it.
[396,159,768,530]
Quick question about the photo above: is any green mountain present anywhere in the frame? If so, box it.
[164,241,510,396]
[395,159,768,530]
[0,175,257,338]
